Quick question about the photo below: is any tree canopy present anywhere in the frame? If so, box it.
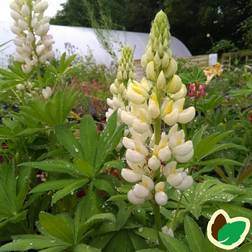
[51,0,252,54]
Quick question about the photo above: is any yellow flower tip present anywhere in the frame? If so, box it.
[163,100,173,115]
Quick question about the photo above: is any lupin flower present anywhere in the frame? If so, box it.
[162,226,174,237]
[10,0,54,73]
[164,161,193,191]
[117,11,196,206]
[106,47,135,120]
[42,86,53,99]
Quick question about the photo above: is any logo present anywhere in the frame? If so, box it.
[207,209,250,250]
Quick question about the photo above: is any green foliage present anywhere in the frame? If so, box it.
[52,0,252,54]
[1,5,252,250]
[210,40,237,54]
[19,112,124,204]
[168,179,242,219]
[0,209,115,251]
[0,164,30,229]
[177,60,206,84]
[159,216,251,252]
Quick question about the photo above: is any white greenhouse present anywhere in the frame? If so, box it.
[0,21,192,67]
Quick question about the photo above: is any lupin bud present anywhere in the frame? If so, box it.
[167,75,183,94]
[154,52,161,69]
[42,86,52,99]
[155,191,168,206]
[106,47,135,120]
[146,61,156,81]
[121,169,141,183]
[164,58,177,79]
[128,190,145,205]
[162,52,171,68]
[157,70,166,90]
[148,155,161,171]
[145,46,154,62]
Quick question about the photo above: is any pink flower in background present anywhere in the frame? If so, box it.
[187,83,207,98]
[188,83,196,97]
[197,84,206,97]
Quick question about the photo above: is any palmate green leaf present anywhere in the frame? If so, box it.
[95,112,125,170]
[0,126,13,138]
[17,89,79,127]
[102,230,135,252]
[58,53,76,74]
[78,213,116,238]
[74,244,101,252]
[0,165,17,217]
[103,160,126,170]
[128,232,148,250]
[192,125,207,148]
[56,125,84,159]
[46,89,79,125]
[0,211,27,229]
[39,212,74,244]
[135,227,158,244]
[80,115,98,166]
[91,228,148,251]
[159,233,188,252]
[218,221,247,246]
[0,79,21,90]
[193,130,235,161]
[184,216,204,252]
[107,194,128,202]
[196,158,243,167]
[0,235,67,251]
[74,189,101,226]
[93,178,116,195]
[19,160,79,176]
[170,179,241,218]
[51,179,89,204]
[16,128,46,136]
[30,179,80,194]
[0,165,31,229]
[16,166,31,210]
[74,159,95,178]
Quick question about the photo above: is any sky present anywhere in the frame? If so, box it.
[0,0,67,22]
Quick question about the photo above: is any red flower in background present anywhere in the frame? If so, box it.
[198,84,206,97]
[188,83,197,97]
[187,83,207,98]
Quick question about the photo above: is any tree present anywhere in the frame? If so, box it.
[51,0,252,54]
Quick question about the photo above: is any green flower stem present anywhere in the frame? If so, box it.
[171,192,184,229]
[154,87,162,145]
[152,201,162,245]
[154,117,161,145]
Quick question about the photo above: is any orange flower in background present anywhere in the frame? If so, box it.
[204,63,223,85]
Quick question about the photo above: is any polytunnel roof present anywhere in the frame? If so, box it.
[0,21,191,66]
